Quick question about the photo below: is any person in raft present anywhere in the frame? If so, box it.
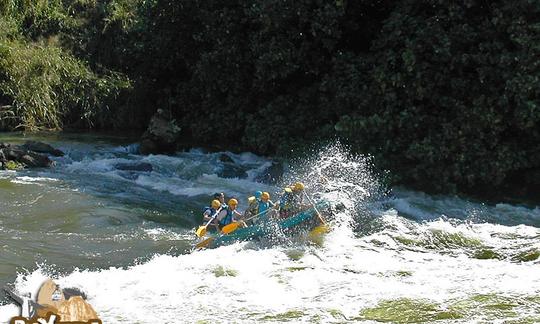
[244,191,262,219]
[202,199,223,231]
[258,192,276,220]
[277,182,306,218]
[217,198,245,229]
[213,192,227,208]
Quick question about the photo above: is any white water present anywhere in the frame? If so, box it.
[1,140,539,323]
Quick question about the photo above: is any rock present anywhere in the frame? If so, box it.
[255,161,284,184]
[217,163,248,179]
[218,153,235,163]
[115,162,153,172]
[3,148,53,168]
[0,142,10,149]
[140,109,182,155]
[21,140,64,157]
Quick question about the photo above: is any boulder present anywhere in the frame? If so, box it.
[21,140,64,157]
[217,163,248,179]
[2,148,53,168]
[115,162,153,172]
[140,109,182,155]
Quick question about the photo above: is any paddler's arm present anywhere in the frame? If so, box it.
[202,210,213,222]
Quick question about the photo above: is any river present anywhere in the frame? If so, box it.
[0,133,539,323]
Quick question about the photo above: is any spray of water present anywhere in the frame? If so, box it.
[282,142,386,232]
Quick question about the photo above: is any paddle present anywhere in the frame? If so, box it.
[304,191,330,234]
[194,236,214,249]
[195,206,223,237]
[304,192,326,225]
[196,206,273,250]
[220,206,271,234]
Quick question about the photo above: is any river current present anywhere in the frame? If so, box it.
[0,133,539,323]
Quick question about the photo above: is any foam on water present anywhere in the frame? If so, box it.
[1,142,540,323]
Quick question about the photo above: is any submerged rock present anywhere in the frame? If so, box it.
[218,153,235,163]
[140,109,182,155]
[217,162,248,179]
[115,162,153,172]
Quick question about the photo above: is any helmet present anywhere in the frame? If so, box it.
[261,192,270,201]
[293,182,305,191]
[228,198,238,207]
[211,199,221,209]
[214,192,224,199]
[255,191,262,199]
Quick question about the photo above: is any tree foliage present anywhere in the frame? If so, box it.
[334,0,540,192]
[1,0,539,194]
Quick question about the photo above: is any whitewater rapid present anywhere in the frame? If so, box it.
[0,135,539,323]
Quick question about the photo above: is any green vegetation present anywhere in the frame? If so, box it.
[4,160,23,170]
[1,0,539,195]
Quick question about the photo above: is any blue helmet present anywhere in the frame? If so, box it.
[255,191,262,199]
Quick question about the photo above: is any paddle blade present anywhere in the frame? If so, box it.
[195,225,207,238]
[221,222,240,234]
[195,237,213,249]
[308,224,329,246]
[310,224,330,235]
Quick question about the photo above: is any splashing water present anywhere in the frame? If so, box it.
[1,135,539,323]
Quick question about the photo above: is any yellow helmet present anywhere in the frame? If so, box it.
[293,182,305,191]
[261,192,270,201]
[211,199,221,209]
[228,198,238,207]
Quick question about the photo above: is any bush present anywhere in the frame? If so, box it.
[0,37,130,130]
[334,0,540,192]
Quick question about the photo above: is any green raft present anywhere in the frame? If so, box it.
[195,201,329,249]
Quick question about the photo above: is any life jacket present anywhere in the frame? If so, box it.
[203,206,217,216]
[258,200,272,216]
[279,187,294,211]
[219,207,234,226]
[247,196,260,214]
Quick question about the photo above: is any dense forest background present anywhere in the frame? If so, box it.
[0,0,539,197]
